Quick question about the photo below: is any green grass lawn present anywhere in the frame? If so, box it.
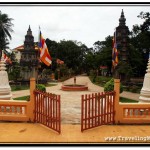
[11,85,29,91]
[13,95,30,101]
[120,97,138,103]
[45,83,58,87]
[11,83,57,92]
[89,76,112,87]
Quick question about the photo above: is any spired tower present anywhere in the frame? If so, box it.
[20,25,39,81]
[115,9,130,81]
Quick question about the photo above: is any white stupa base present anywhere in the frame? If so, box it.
[0,87,12,100]
[0,95,12,100]
[0,59,12,100]
[139,88,150,103]
[139,97,150,103]
[139,54,150,103]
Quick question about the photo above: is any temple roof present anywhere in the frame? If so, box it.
[119,9,126,26]
[13,43,39,51]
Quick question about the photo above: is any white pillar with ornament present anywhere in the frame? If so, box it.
[139,52,150,103]
[0,53,12,100]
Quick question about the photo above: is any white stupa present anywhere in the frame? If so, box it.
[139,53,150,103]
[0,53,12,100]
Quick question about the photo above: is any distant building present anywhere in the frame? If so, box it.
[116,9,129,62]
[13,44,39,62]
[13,49,21,62]
[14,25,39,81]
[114,9,130,81]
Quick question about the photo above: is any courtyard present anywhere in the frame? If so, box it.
[12,75,140,124]
[0,5,150,144]
[0,76,146,144]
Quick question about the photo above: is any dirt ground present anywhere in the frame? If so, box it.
[0,123,150,143]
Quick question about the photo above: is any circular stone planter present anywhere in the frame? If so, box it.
[61,84,88,91]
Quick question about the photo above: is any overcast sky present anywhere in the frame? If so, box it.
[1,4,150,49]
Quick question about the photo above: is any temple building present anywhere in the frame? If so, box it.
[115,9,130,81]
[14,25,39,81]
[116,9,129,62]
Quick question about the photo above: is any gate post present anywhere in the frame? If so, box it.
[114,79,120,124]
[29,77,36,122]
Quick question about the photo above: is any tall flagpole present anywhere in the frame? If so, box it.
[37,26,41,85]
[112,28,116,76]
[114,27,119,79]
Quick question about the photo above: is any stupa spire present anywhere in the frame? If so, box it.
[119,9,126,26]
[27,25,32,35]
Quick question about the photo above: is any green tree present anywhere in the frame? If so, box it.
[92,36,113,74]
[0,11,14,59]
[129,11,150,76]
[8,61,21,81]
[46,39,90,74]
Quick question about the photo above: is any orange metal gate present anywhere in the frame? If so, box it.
[81,91,115,132]
[34,90,61,134]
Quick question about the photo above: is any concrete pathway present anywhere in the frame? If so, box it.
[12,89,30,99]
[120,91,140,101]
[46,76,104,124]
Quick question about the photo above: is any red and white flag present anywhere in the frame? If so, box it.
[39,30,52,66]
[4,53,12,64]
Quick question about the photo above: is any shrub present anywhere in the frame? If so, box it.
[89,70,95,77]
[14,85,21,91]
[36,84,46,92]
[92,76,96,83]
[104,78,123,93]
[54,70,58,80]
[95,76,112,86]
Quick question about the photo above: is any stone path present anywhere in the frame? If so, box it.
[12,75,140,124]
[120,91,140,101]
[46,75,104,124]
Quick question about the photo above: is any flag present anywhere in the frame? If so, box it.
[56,58,64,65]
[112,30,118,68]
[4,53,12,64]
[39,30,52,66]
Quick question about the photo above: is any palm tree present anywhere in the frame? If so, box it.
[0,11,14,59]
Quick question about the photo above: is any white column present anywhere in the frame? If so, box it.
[0,53,12,100]
[139,53,150,103]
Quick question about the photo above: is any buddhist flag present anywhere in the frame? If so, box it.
[39,30,52,66]
[112,30,118,68]
[4,53,12,64]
